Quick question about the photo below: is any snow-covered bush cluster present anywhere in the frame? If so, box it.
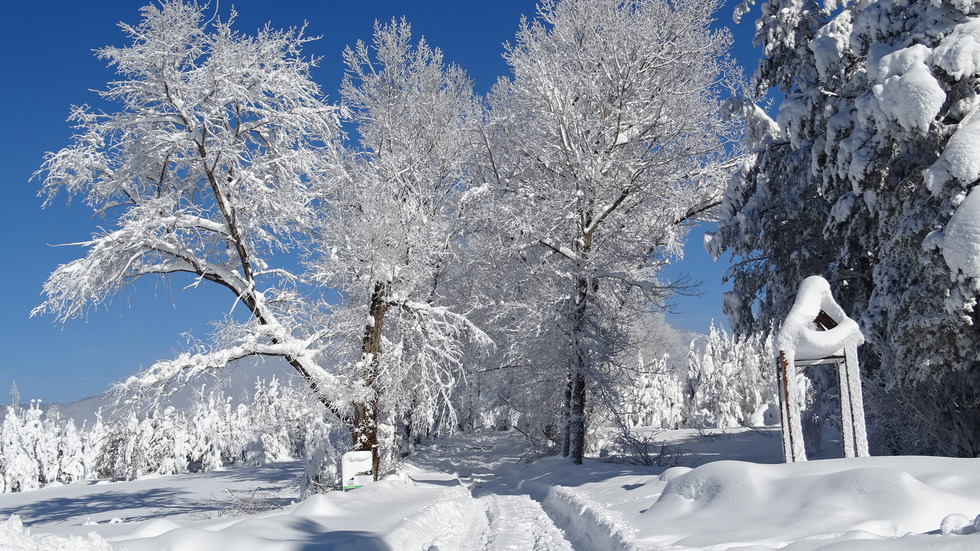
[709,0,980,456]
[0,378,339,494]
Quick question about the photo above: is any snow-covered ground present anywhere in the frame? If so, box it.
[3,428,980,550]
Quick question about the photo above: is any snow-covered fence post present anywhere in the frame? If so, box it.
[776,276,869,462]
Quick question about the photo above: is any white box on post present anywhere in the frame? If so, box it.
[342,451,374,491]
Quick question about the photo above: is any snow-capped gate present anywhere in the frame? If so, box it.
[776,276,869,463]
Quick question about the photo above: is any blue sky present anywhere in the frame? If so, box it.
[0,0,761,405]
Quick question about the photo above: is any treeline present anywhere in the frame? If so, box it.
[625,326,776,432]
[0,378,336,494]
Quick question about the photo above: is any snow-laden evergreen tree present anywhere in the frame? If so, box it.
[57,420,86,484]
[82,413,107,481]
[0,406,39,492]
[617,354,683,430]
[32,1,350,429]
[484,0,738,463]
[710,0,980,455]
[315,19,490,476]
[685,324,776,428]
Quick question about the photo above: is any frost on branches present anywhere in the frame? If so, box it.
[484,0,739,464]
[710,0,980,455]
[31,1,350,443]
[315,19,491,476]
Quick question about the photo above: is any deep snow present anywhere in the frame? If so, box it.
[2,429,980,550]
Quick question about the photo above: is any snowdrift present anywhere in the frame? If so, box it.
[639,456,980,549]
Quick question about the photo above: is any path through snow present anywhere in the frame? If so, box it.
[403,431,576,550]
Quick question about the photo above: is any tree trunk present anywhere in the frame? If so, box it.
[568,369,587,464]
[354,280,390,480]
[565,274,590,464]
[561,373,572,457]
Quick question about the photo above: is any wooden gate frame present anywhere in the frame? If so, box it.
[776,276,869,463]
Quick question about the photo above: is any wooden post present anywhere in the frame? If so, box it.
[777,351,798,463]
[777,277,868,463]
[837,355,856,458]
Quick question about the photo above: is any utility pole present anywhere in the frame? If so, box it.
[9,381,20,410]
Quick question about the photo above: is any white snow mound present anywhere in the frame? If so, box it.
[869,44,945,133]
[639,457,980,550]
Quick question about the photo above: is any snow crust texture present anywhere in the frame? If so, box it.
[644,456,980,549]
[0,516,111,551]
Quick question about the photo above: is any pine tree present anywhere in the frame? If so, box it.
[712,0,980,455]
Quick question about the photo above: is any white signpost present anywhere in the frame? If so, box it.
[342,451,374,491]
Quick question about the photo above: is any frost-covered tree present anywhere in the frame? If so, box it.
[711,0,980,455]
[316,19,490,475]
[485,0,737,463]
[0,406,40,493]
[57,420,86,484]
[32,1,348,424]
[685,324,775,428]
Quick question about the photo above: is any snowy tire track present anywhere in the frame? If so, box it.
[478,493,574,551]
[539,485,641,551]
